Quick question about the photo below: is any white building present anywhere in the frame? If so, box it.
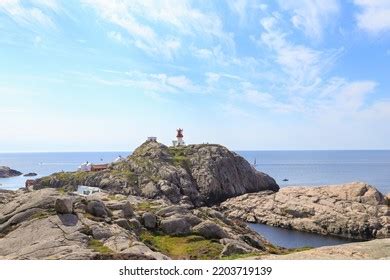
[78,161,92,172]
[147,136,157,142]
[77,185,101,196]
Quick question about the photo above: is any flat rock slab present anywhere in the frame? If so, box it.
[260,238,390,260]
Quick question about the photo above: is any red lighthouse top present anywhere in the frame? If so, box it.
[176,128,183,138]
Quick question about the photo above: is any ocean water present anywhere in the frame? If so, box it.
[239,150,390,195]
[1,150,389,193]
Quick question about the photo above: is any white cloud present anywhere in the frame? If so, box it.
[82,0,233,58]
[353,0,390,34]
[259,16,343,93]
[0,0,57,28]
[277,0,340,39]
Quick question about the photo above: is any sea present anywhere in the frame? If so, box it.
[1,150,389,248]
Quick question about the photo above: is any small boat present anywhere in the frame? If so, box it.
[282,178,289,182]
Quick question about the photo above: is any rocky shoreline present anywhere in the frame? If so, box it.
[220,182,390,240]
[0,141,389,259]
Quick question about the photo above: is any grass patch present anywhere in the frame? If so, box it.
[108,194,127,201]
[135,201,161,212]
[168,147,190,168]
[88,239,113,254]
[30,210,55,220]
[140,231,223,260]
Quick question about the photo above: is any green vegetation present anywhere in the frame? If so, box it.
[107,194,127,201]
[140,231,223,260]
[266,244,313,255]
[135,201,161,212]
[88,239,113,254]
[168,147,190,168]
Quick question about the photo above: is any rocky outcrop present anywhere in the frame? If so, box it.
[33,141,279,206]
[259,238,390,260]
[23,173,37,177]
[0,188,274,260]
[0,166,22,178]
[221,182,390,240]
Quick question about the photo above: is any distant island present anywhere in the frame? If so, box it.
[0,137,389,260]
[0,166,22,178]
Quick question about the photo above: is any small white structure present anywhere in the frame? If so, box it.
[78,161,92,172]
[147,136,157,142]
[114,155,125,163]
[77,185,101,196]
[172,128,186,147]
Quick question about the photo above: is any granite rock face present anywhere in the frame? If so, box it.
[33,141,279,206]
[0,189,272,260]
[221,182,390,240]
[0,166,22,178]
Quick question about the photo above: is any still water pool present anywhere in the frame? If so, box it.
[248,223,355,249]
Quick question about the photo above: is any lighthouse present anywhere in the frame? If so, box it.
[172,128,186,147]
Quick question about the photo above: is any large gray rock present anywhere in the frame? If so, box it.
[220,239,254,257]
[221,182,390,240]
[122,201,134,218]
[142,212,157,229]
[0,166,22,178]
[192,221,228,239]
[86,200,110,218]
[55,198,73,214]
[33,141,279,206]
[160,217,191,236]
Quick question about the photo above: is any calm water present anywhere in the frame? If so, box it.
[248,223,354,249]
[239,150,390,194]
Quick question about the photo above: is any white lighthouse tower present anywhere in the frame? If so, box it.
[172,128,186,147]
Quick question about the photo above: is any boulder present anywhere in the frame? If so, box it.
[160,217,191,236]
[86,200,110,218]
[220,240,254,257]
[128,218,142,235]
[192,221,228,239]
[122,201,134,218]
[142,212,157,229]
[55,198,73,214]
[92,226,113,240]
[115,219,132,232]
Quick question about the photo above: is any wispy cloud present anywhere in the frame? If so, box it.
[83,0,233,59]
[257,16,343,93]
[0,0,58,29]
[277,0,340,40]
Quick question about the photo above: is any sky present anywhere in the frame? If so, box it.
[0,0,389,152]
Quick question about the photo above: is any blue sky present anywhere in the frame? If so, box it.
[0,0,389,152]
